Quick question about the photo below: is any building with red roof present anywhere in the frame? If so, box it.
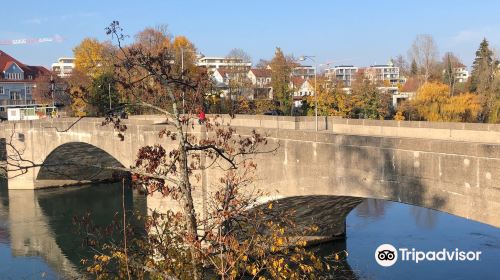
[0,50,51,118]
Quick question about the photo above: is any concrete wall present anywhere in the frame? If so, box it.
[171,114,500,144]
[204,126,499,227]
[1,117,499,229]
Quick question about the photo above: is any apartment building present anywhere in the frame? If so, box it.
[196,56,252,71]
[453,66,469,83]
[292,65,315,80]
[51,57,75,77]
[325,65,358,87]
[364,63,400,86]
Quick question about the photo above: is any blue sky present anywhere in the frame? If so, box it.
[1,0,499,69]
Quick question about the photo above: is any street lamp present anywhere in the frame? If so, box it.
[180,48,197,114]
[98,84,112,110]
[299,55,318,131]
[50,75,55,107]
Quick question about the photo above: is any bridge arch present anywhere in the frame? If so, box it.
[35,142,127,188]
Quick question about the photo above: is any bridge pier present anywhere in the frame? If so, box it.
[4,126,39,189]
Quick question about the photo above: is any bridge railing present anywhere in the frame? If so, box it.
[2,114,499,144]
[128,114,500,143]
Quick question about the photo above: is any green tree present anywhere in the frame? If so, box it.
[410,58,418,76]
[350,73,392,119]
[89,72,120,116]
[270,47,294,114]
[470,38,494,93]
[470,38,500,122]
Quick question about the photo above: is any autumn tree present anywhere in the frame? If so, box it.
[73,38,114,78]
[77,22,331,280]
[350,73,392,119]
[32,74,70,106]
[172,35,198,75]
[65,69,92,116]
[133,25,171,55]
[409,34,438,82]
[303,79,352,117]
[270,47,295,114]
[410,82,480,122]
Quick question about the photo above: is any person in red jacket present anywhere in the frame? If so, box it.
[198,108,206,125]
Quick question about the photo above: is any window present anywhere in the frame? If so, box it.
[26,86,31,95]
[0,86,3,95]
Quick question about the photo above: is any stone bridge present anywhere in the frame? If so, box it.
[0,115,499,234]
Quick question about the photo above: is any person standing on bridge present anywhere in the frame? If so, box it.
[198,108,206,125]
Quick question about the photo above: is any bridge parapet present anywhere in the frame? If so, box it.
[159,115,500,144]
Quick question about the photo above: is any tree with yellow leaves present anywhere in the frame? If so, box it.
[410,82,481,122]
[73,38,113,78]
[172,35,198,75]
[306,77,345,116]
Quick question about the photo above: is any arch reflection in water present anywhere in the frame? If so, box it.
[1,181,146,279]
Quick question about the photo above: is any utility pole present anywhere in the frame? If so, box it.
[108,83,112,110]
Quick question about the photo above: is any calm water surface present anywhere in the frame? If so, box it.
[0,183,498,279]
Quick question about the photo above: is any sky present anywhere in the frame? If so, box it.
[1,0,499,69]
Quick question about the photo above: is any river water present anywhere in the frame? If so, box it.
[0,182,498,279]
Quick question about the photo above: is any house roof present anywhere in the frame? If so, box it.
[290,77,306,87]
[249,68,271,78]
[3,61,17,71]
[0,50,50,79]
[0,50,27,72]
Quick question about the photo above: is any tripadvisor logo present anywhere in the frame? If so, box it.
[375,244,482,267]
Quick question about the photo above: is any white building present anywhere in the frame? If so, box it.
[51,57,75,77]
[365,63,400,86]
[454,66,469,83]
[292,65,315,80]
[211,69,228,85]
[291,77,313,107]
[325,65,358,87]
[196,56,252,71]
[247,69,271,87]
[392,91,416,108]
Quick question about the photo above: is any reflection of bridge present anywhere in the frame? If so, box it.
[0,180,143,278]
[1,115,499,235]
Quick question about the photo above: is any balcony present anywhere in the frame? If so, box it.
[0,99,37,106]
